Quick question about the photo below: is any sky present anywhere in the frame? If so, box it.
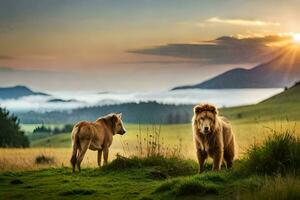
[0,0,299,91]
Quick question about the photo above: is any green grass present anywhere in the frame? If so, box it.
[102,154,198,177]
[0,155,199,200]
[1,132,299,199]
[30,132,70,147]
[240,175,300,200]
[0,167,161,200]
[0,156,298,200]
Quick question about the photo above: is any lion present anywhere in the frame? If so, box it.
[192,104,235,173]
[70,113,126,172]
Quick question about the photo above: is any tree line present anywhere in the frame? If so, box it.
[17,102,194,124]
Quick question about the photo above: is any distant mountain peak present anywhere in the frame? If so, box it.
[0,85,49,99]
[172,49,300,90]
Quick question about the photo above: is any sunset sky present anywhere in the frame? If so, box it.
[0,0,299,91]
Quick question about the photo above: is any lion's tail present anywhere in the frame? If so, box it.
[70,125,81,170]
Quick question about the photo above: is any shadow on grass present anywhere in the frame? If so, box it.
[59,189,97,196]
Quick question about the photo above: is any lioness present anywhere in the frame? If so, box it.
[70,113,126,172]
[192,104,235,173]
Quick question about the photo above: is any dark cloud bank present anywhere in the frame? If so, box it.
[129,35,292,64]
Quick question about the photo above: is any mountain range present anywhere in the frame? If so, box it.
[172,47,300,90]
[0,86,49,99]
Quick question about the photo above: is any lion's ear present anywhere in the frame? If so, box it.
[118,113,122,119]
[111,114,118,124]
[211,106,218,115]
[194,105,201,114]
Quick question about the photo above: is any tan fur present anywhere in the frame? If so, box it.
[192,104,235,173]
[70,113,126,172]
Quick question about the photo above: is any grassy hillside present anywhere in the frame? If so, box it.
[221,83,300,123]
[1,136,299,200]
[0,164,285,200]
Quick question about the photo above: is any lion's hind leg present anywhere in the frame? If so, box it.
[76,140,90,172]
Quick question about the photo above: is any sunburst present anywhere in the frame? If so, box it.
[292,33,300,44]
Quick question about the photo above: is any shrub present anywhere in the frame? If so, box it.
[35,154,55,164]
[33,124,73,135]
[33,125,51,134]
[241,128,300,175]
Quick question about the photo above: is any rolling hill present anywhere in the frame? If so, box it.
[0,85,49,99]
[172,47,300,90]
[221,81,300,122]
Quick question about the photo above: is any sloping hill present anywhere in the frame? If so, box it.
[261,81,300,104]
[172,48,300,89]
[0,85,48,99]
[221,82,300,122]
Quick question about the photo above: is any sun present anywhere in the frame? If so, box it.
[292,33,300,43]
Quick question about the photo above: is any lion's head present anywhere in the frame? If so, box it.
[111,113,126,135]
[193,104,218,134]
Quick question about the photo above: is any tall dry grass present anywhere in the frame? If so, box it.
[0,148,123,172]
[1,121,299,172]
[119,124,183,158]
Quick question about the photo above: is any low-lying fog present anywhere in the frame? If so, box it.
[0,88,283,112]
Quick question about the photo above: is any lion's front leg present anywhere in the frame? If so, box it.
[196,149,207,173]
[212,148,223,171]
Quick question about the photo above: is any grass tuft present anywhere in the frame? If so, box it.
[240,129,300,175]
[241,175,300,200]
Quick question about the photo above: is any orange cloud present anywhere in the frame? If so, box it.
[206,17,280,27]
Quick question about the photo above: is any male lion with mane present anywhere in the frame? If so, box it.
[192,104,235,173]
[70,113,126,172]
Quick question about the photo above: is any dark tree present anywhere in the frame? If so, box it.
[33,124,51,134]
[0,107,29,147]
